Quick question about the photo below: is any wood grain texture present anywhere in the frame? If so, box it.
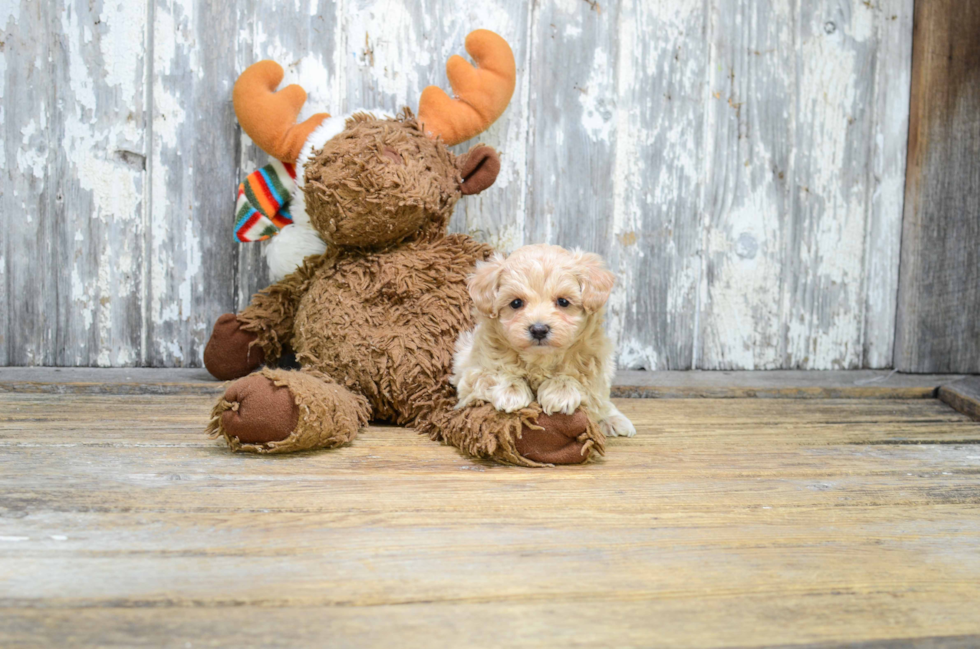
[938,377,980,421]
[1,0,148,366]
[698,0,913,370]
[0,367,968,399]
[895,0,980,373]
[146,0,241,366]
[523,0,617,283]
[605,0,706,371]
[1,0,914,369]
[1,392,979,647]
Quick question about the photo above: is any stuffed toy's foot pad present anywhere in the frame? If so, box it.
[204,313,265,380]
[517,410,597,465]
[219,374,298,444]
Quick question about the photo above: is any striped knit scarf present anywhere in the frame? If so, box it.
[234,160,297,242]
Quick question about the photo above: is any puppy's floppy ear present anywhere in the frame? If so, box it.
[573,250,615,313]
[468,253,506,317]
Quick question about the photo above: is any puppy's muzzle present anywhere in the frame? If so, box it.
[529,323,551,342]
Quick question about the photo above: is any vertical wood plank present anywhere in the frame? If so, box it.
[698,0,909,370]
[525,0,617,256]
[232,0,342,310]
[697,0,796,370]
[863,0,913,367]
[2,0,147,366]
[146,0,241,366]
[437,2,532,256]
[895,0,980,373]
[526,0,642,361]
[606,0,707,370]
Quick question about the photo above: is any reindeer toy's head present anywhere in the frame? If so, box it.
[232,30,516,279]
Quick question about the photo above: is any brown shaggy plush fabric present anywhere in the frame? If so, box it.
[304,111,460,249]
[205,113,605,466]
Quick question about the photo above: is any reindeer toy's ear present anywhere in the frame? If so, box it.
[418,30,515,197]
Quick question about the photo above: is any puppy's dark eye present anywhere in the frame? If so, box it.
[509,299,524,310]
[556,297,570,308]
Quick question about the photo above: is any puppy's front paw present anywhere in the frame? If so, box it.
[537,379,583,415]
[600,413,636,438]
[491,381,534,413]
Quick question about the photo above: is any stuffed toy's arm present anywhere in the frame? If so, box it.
[202,281,296,381]
[239,250,333,358]
[203,254,329,380]
[235,278,302,364]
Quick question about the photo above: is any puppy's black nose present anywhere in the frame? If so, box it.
[529,323,551,341]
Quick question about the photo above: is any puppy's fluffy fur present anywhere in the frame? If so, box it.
[451,244,636,438]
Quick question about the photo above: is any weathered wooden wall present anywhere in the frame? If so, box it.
[895,0,980,373]
[0,0,913,369]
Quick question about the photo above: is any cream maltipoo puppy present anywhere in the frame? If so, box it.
[451,244,636,438]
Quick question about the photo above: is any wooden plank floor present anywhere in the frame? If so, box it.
[2,392,980,648]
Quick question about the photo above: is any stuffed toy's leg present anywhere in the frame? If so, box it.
[207,368,370,453]
[413,383,606,467]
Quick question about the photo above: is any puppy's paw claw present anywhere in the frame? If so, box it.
[537,383,583,416]
[600,414,637,438]
[491,382,534,413]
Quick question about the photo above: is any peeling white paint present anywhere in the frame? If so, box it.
[345,2,428,109]
[578,48,613,143]
[178,214,202,328]
[72,266,94,332]
[99,1,146,97]
[0,0,21,26]
[52,0,146,369]
[18,117,45,183]
[2,0,913,369]
[467,222,523,255]
[241,18,333,119]
[619,339,660,372]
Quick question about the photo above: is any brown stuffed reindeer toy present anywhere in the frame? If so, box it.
[203,30,605,466]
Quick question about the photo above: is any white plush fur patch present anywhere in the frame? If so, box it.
[295,115,348,186]
[265,223,328,281]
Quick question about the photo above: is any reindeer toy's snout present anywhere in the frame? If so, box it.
[205,29,607,467]
[232,29,516,278]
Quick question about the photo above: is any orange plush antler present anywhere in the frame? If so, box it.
[233,61,330,163]
[417,30,516,146]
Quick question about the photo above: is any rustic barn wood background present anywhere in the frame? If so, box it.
[1,0,924,370]
[896,0,980,374]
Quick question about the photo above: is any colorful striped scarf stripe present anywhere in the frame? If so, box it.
[234,161,297,242]
[244,173,277,218]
